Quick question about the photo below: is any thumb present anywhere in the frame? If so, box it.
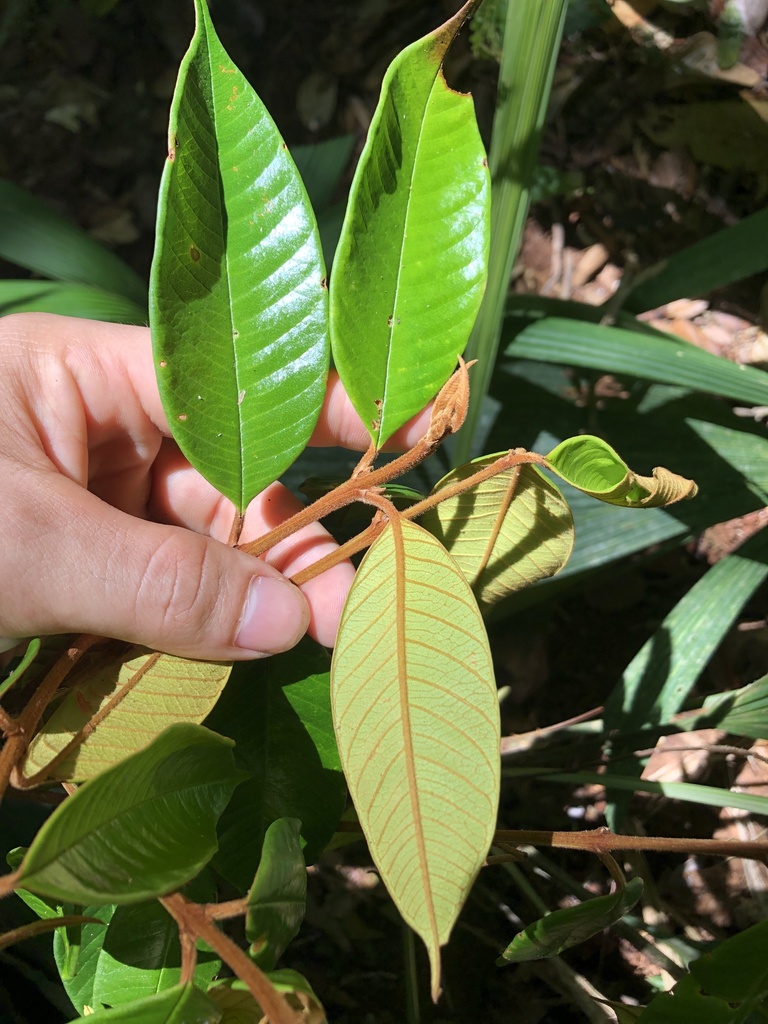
[3,475,309,661]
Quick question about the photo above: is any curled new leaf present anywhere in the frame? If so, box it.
[545,435,698,507]
[331,519,499,1000]
[421,458,574,609]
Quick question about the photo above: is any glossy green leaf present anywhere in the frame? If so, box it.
[545,434,698,507]
[0,637,40,700]
[17,724,243,904]
[505,316,768,408]
[331,519,500,1000]
[52,880,220,1014]
[208,972,325,1023]
[246,818,306,970]
[421,458,574,609]
[0,280,147,323]
[150,0,329,513]
[0,180,146,305]
[205,639,345,892]
[637,920,768,1023]
[497,877,643,963]
[65,984,222,1024]
[624,205,768,314]
[25,646,232,781]
[330,0,490,448]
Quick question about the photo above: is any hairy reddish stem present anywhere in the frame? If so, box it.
[0,634,100,803]
[160,892,299,1024]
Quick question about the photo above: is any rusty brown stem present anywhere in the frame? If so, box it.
[288,449,547,587]
[332,820,768,862]
[0,914,104,952]
[0,634,100,804]
[492,827,768,862]
[160,892,298,1024]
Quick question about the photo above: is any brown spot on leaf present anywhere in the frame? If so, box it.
[320,277,327,289]
[189,245,200,262]
[482,156,488,168]
[281,142,288,150]
[387,315,393,327]
[159,360,167,368]
[373,398,383,409]
[178,413,187,422]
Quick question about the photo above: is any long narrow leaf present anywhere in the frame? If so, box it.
[456,0,568,462]
[504,767,768,817]
[605,527,768,734]
[0,181,147,306]
[505,317,768,408]
[0,280,147,324]
[624,206,768,314]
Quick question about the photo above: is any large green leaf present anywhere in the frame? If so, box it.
[330,0,490,448]
[331,519,499,1000]
[421,458,574,609]
[150,0,329,512]
[505,316,768,408]
[205,639,345,892]
[25,646,232,781]
[65,984,222,1024]
[637,920,768,1023]
[52,881,220,1014]
[246,818,306,971]
[0,180,147,306]
[16,724,243,904]
[497,877,643,963]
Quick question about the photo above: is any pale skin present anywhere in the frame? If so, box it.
[0,313,431,661]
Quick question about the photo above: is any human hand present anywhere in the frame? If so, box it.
[0,313,430,661]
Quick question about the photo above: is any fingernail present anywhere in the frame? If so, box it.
[235,575,309,654]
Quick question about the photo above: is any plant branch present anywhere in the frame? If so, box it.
[0,914,103,952]
[160,892,300,1024]
[238,359,479,560]
[289,449,548,587]
[492,827,768,862]
[0,634,100,803]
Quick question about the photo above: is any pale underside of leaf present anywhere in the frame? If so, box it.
[331,520,499,999]
[422,460,574,608]
[25,647,232,781]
